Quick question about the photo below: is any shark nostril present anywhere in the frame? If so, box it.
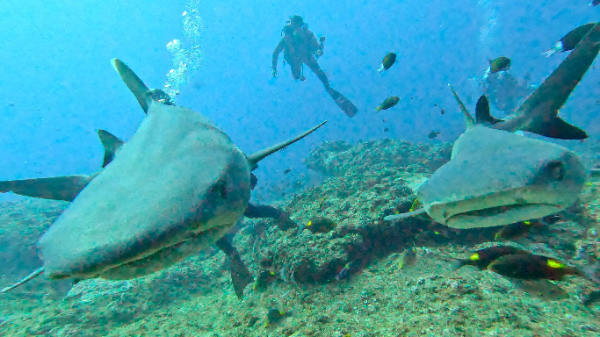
[546,160,565,180]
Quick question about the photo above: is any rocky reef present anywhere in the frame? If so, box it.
[1,138,600,337]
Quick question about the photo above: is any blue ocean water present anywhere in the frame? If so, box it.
[1,0,597,202]
[2,1,600,335]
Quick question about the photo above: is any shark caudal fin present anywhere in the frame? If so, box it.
[247,121,327,170]
[0,267,44,294]
[475,95,503,125]
[111,59,154,114]
[98,129,125,167]
[448,84,476,129]
[516,22,600,140]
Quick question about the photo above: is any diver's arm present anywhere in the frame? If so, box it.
[272,39,285,74]
[307,29,321,52]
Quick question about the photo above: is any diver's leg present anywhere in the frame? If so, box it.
[305,56,330,89]
[290,61,302,80]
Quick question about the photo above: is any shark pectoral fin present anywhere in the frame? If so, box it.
[448,84,475,129]
[0,175,94,202]
[1,267,44,294]
[111,59,153,114]
[475,95,503,125]
[215,237,253,300]
[384,208,428,221]
[524,116,588,140]
[247,121,327,170]
[97,129,125,167]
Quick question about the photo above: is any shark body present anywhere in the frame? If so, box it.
[385,22,600,229]
[0,59,326,293]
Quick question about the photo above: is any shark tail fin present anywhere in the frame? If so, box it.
[97,129,125,167]
[523,117,588,140]
[0,175,95,202]
[448,84,476,129]
[1,267,44,294]
[384,208,427,221]
[247,121,327,170]
[111,59,153,114]
[475,95,503,125]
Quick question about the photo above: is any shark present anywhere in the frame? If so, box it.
[385,21,600,229]
[0,59,326,295]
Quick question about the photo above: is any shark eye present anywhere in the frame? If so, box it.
[211,180,228,199]
[546,160,565,181]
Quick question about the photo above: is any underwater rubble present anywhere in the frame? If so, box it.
[2,138,600,336]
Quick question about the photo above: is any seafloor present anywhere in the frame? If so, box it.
[1,138,600,337]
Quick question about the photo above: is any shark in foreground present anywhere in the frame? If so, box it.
[385,21,600,229]
[0,59,326,294]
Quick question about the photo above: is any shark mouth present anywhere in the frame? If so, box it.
[443,202,562,229]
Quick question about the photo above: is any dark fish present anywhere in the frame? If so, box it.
[253,270,277,291]
[305,217,337,234]
[494,219,544,240]
[543,23,595,57]
[452,245,528,270]
[428,131,440,139]
[440,108,445,115]
[336,262,352,281]
[487,253,600,283]
[377,52,397,72]
[484,56,511,78]
[265,307,295,330]
[399,247,417,269]
[383,127,390,132]
[592,0,600,7]
[375,96,400,112]
[283,168,291,174]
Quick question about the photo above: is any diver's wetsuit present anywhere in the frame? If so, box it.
[272,24,330,89]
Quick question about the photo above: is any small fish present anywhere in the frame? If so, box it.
[428,131,440,139]
[305,217,337,234]
[409,198,421,212]
[377,52,397,72]
[591,0,600,7]
[317,197,326,208]
[265,305,296,331]
[253,270,277,291]
[383,127,390,132]
[433,103,438,107]
[283,168,291,174]
[382,118,387,122]
[543,23,595,57]
[440,108,445,115]
[375,96,400,112]
[487,253,600,283]
[494,219,544,240]
[336,262,352,281]
[451,245,528,270]
[399,247,417,269]
[483,56,511,79]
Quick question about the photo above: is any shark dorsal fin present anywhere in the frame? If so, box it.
[97,130,125,167]
[247,121,327,170]
[448,84,475,129]
[475,95,503,125]
[111,59,153,114]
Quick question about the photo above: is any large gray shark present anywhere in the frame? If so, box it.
[0,59,326,293]
[385,21,600,229]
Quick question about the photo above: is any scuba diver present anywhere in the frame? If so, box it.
[481,72,534,115]
[271,15,359,118]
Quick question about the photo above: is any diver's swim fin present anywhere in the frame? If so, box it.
[327,88,358,117]
[215,237,253,299]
